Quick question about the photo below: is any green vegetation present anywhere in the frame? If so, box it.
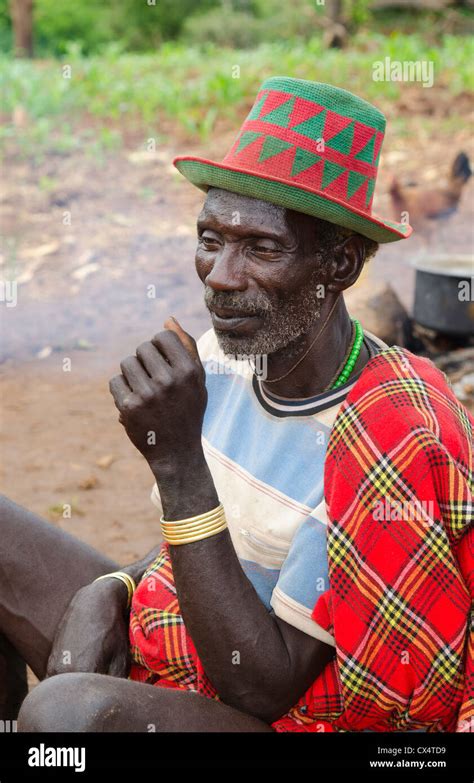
[1,32,472,157]
[2,1,472,158]
[1,0,473,55]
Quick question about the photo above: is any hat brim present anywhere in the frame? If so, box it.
[174,156,412,244]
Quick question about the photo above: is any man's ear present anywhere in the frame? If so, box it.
[325,235,366,293]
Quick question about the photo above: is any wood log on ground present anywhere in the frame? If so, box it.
[345,281,411,347]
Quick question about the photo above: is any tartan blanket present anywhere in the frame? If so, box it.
[129,346,473,732]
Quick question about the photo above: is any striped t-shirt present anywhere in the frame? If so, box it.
[151,327,386,646]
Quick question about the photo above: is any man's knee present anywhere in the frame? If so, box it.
[17,673,120,732]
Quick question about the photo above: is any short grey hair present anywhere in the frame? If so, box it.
[311,216,379,264]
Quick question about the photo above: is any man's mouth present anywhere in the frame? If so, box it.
[209,307,264,334]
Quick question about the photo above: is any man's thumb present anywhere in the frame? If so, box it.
[164,316,200,362]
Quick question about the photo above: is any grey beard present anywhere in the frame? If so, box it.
[204,268,325,359]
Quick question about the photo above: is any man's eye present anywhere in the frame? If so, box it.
[199,235,219,248]
[253,245,278,255]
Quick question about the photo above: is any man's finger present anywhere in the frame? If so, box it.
[136,340,173,380]
[163,316,200,364]
[119,356,153,396]
[109,374,133,410]
[151,329,197,373]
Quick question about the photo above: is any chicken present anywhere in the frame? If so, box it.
[389,151,472,230]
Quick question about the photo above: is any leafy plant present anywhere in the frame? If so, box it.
[1,32,472,156]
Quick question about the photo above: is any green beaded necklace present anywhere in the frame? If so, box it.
[330,319,364,389]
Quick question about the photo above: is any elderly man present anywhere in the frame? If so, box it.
[1,78,472,733]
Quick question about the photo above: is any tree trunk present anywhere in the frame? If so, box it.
[10,0,34,58]
[328,0,343,23]
[324,0,347,49]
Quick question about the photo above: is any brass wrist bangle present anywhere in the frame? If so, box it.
[164,521,228,546]
[160,503,224,526]
[93,571,137,608]
[160,510,226,535]
[162,518,226,541]
[160,503,227,546]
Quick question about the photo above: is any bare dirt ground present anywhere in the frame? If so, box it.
[1,98,473,571]
[1,140,209,565]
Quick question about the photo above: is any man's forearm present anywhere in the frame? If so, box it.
[156,452,332,723]
[170,530,299,721]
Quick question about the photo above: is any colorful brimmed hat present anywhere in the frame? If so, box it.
[174,77,412,243]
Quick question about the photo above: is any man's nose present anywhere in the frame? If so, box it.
[205,246,247,292]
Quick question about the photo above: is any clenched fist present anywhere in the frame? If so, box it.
[109,318,208,477]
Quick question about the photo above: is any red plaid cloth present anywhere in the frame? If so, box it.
[129,347,473,732]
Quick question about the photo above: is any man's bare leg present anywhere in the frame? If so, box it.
[1,496,274,732]
[0,495,117,712]
[18,672,273,732]
[0,632,27,719]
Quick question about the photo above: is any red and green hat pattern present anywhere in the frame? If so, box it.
[174,77,413,243]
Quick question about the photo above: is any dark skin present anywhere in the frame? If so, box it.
[1,188,369,731]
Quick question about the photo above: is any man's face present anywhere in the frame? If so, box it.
[195,188,330,358]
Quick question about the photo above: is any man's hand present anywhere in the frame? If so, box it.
[46,579,130,678]
[109,318,207,477]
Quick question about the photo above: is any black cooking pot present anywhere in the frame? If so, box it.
[413,255,474,336]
